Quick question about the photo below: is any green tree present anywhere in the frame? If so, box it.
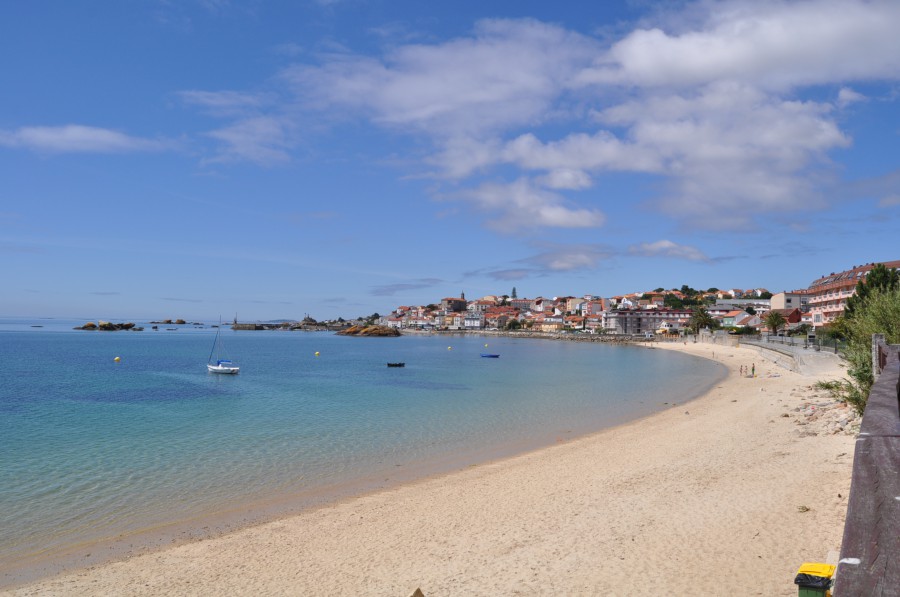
[833,287,900,413]
[506,319,521,331]
[845,263,900,318]
[511,286,518,299]
[664,294,684,309]
[764,311,787,336]
[654,287,665,293]
[759,291,773,300]
[688,307,715,334]
[680,284,698,297]
[745,306,756,315]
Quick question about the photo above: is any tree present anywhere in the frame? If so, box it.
[664,294,684,309]
[506,319,521,331]
[831,287,900,413]
[654,287,665,293]
[759,291,773,299]
[844,263,899,319]
[688,307,715,334]
[789,323,811,337]
[745,306,756,315]
[764,311,787,336]
[511,286,518,299]
[680,284,698,297]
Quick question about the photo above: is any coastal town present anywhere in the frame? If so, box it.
[370,260,900,337]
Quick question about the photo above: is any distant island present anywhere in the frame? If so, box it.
[74,321,143,331]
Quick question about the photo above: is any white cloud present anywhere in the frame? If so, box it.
[178,90,268,117]
[182,2,900,231]
[578,0,900,91]
[597,82,849,227]
[628,239,709,262]
[524,243,614,272]
[281,19,599,136]
[205,117,292,165]
[460,178,605,233]
[0,125,168,153]
[837,86,867,108]
[537,169,594,190]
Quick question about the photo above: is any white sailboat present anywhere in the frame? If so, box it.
[207,319,240,374]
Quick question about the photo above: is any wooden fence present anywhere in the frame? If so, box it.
[833,335,900,596]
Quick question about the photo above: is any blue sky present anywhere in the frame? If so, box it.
[2,0,899,321]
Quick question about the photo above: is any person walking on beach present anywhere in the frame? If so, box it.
[751,363,756,378]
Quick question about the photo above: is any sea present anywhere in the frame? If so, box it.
[0,316,724,582]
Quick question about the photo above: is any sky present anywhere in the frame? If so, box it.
[2,0,899,322]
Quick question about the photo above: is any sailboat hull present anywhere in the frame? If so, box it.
[208,363,240,374]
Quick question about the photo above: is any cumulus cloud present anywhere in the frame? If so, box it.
[281,18,598,136]
[181,1,900,232]
[578,0,900,91]
[628,239,709,262]
[460,178,605,232]
[0,125,169,153]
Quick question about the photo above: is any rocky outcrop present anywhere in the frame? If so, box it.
[74,321,139,331]
[336,324,401,337]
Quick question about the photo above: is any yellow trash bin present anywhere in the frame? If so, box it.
[794,562,835,597]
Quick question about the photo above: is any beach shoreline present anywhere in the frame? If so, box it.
[3,341,856,596]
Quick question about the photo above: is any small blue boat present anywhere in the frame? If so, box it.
[480,353,500,358]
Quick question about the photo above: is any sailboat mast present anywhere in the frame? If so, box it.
[208,325,220,364]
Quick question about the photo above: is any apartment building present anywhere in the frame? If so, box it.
[807,260,900,327]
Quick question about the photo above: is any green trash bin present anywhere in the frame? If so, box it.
[794,562,835,596]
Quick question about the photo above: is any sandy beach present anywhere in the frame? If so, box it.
[4,342,856,596]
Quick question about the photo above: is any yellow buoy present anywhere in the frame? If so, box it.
[484,343,488,347]
[114,356,121,362]
[315,351,320,356]
[447,346,452,350]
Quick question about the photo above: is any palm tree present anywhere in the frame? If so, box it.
[764,310,787,337]
[688,307,715,334]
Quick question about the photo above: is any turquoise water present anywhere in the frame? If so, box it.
[0,318,723,575]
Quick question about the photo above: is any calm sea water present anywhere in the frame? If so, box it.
[0,317,723,575]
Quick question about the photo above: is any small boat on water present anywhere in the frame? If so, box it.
[480,354,500,358]
[208,319,240,374]
[387,362,405,367]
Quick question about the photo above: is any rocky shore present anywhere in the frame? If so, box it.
[336,324,401,337]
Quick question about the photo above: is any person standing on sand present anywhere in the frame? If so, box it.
[751,363,756,378]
